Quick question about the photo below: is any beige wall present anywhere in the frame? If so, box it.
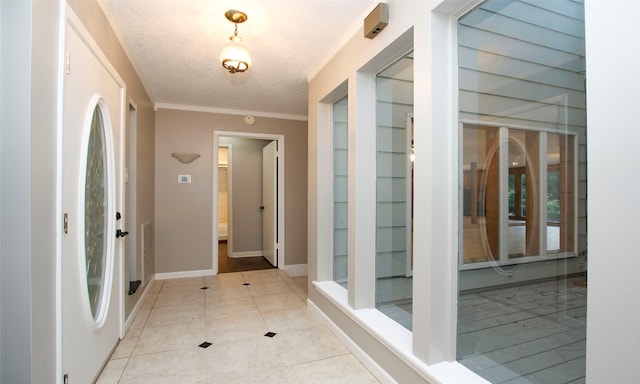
[68,0,156,317]
[155,109,308,273]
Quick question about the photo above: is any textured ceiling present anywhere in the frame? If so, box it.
[99,0,376,119]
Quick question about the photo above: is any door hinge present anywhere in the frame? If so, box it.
[63,213,68,235]
[63,373,69,384]
[65,52,71,74]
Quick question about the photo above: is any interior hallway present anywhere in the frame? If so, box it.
[96,270,379,383]
[217,241,275,273]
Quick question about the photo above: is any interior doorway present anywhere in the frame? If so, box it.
[213,132,285,274]
[126,99,142,295]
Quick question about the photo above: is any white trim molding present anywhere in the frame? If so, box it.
[282,263,308,277]
[123,275,156,331]
[312,281,491,384]
[155,102,308,122]
[308,299,398,384]
[154,269,214,280]
[229,251,264,259]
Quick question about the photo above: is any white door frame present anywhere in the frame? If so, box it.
[262,141,278,267]
[217,143,232,245]
[212,131,285,274]
[126,97,140,290]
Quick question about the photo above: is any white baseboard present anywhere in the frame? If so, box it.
[282,263,307,277]
[307,300,397,384]
[124,275,156,332]
[229,251,263,258]
[155,269,215,280]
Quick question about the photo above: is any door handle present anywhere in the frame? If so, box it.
[116,229,129,238]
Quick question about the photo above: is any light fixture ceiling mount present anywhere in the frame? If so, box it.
[219,9,251,74]
[224,9,247,24]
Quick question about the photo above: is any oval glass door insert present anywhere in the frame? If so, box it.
[85,105,109,320]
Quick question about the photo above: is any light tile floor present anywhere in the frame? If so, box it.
[96,270,380,384]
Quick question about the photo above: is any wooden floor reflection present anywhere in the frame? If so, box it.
[217,241,275,273]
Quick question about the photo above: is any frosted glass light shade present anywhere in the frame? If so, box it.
[220,36,251,73]
[171,152,200,164]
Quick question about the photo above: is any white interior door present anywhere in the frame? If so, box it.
[61,10,125,384]
[262,141,277,266]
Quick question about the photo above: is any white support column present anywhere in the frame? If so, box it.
[316,101,334,281]
[348,72,377,309]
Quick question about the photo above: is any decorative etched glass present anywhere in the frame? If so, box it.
[85,105,108,320]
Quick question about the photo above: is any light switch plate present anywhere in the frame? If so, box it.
[178,174,191,183]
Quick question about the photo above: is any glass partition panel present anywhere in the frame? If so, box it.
[333,96,348,287]
[457,1,587,382]
[375,52,413,330]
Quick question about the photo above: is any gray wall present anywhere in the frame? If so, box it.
[29,3,61,382]
[1,2,37,382]
[219,137,271,254]
[1,1,63,382]
[155,109,307,273]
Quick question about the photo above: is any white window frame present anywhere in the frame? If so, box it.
[313,0,577,382]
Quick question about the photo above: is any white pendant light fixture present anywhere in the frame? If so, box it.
[219,10,251,74]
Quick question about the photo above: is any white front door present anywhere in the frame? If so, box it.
[262,141,277,266]
[61,9,125,383]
